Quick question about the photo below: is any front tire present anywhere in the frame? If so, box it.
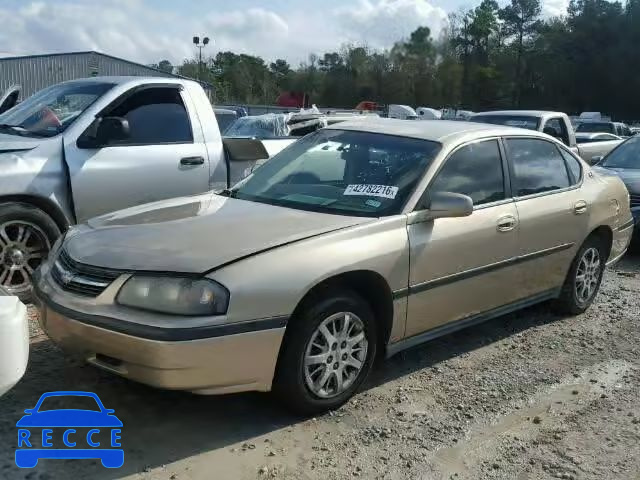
[0,203,61,302]
[274,290,377,415]
[554,235,607,315]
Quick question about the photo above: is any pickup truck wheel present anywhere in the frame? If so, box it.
[274,290,377,416]
[554,236,606,315]
[0,203,60,302]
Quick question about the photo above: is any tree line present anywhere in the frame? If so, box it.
[153,0,640,121]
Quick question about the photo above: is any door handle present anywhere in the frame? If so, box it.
[180,156,205,166]
[497,215,516,232]
[573,200,588,215]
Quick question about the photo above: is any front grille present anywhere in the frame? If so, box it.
[630,194,640,208]
[51,249,124,297]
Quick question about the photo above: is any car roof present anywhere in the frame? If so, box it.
[472,110,565,118]
[58,76,194,88]
[327,118,548,145]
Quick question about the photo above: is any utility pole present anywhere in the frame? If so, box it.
[192,36,210,82]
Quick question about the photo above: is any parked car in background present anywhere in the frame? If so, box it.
[576,121,617,134]
[0,77,274,300]
[576,121,632,137]
[0,286,28,396]
[35,119,633,414]
[593,135,640,228]
[213,108,238,134]
[0,85,21,114]
[630,127,640,136]
[471,111,621,164]
[388,104,418,120]
[575,132,622,143]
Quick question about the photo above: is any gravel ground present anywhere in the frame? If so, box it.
[1,248,639,480]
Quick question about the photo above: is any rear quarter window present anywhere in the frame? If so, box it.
[559,148,582,185]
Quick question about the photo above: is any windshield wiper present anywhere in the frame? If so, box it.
[0,123,26,131]
[219,188,238,198]
[0,123,51,138]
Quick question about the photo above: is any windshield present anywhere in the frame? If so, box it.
[0,81,114,137]
[576,122,615,134]
[602,137,640,169]
[472,115,540,130]
[225,114,290,139]
[223,129,441,217]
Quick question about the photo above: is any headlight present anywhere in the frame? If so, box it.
[117,276,229,316]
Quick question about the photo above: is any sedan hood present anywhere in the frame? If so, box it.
[594,166,640,193]
[66,193,372,272]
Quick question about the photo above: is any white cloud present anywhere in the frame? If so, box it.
[334,0,448,48]
[542,0,570,17]
[0,0,566,66]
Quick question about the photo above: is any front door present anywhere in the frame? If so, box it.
[504,137,589,297]
[64,86,209,223]
[406,138,521,338]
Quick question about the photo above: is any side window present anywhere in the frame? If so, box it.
[559,148,582,185]
[543,118,569,146]
[108,87,192,145]
[506,138,570,196]
[430,140,505,206]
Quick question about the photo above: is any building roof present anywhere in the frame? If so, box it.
[329,118,544,144]
[0,51,213,89]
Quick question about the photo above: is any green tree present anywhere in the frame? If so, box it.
[157,60,173,74]
[499,0,542,105]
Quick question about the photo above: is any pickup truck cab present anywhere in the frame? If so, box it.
[471,110,622,165]
[0,77,272,299]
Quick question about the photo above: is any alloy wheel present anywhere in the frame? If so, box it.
[575,247,601,304]
[0,221,51,295]
[303,311,369,399]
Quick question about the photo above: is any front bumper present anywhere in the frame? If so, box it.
[35,277,287,395]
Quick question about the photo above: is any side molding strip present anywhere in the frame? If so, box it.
[386,288,560,357]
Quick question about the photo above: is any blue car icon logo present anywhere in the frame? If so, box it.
[16,391,123,468]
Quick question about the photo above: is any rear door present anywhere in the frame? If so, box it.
[504,137,589,297]
[405,138,521,337]
[64,85,209,222]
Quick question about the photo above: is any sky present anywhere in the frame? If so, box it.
[0,0,572,66]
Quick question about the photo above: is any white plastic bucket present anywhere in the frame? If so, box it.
[0,294,29,396]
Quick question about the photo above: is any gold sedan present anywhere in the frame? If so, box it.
[34,119,633,414]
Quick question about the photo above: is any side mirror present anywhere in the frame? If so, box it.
[96,117,130,145]
[591,155,603,165]
[223,137,270,162]
[78,116,130,149]
[409,192,473,224]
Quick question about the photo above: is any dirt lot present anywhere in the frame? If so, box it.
[1,249,639,480]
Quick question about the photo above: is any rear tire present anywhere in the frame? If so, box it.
[553,235,607,315]
[273,290,377,416]
[0,202,61,302]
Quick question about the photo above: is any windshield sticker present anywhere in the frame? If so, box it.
[344,184,399,199]
[365,199,382,208]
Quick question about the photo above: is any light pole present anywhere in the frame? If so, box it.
[192,36,210,82]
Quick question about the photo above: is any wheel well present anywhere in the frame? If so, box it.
[0,195,70,232]
[290,270,395,350]
[587,226,613,258]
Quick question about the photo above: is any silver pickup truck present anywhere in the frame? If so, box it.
[471,111,621,165]
[0,77,292,299]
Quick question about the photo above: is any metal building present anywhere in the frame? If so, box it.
[0,51,207,100]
